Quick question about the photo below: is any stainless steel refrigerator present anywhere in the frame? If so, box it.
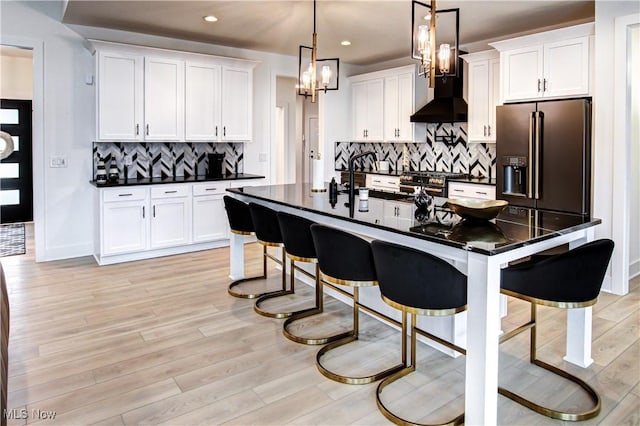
[496,98,591,215]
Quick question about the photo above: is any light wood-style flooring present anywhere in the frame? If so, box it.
[1,225,638,425]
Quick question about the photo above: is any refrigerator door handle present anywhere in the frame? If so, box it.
[528,111,535,198]
[534,111,542,200]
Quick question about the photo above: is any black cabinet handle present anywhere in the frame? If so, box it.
[223,126,226,137]
[136,124,139,135]
[153,205,156,217]
[142,206,145,218]
[146,124,149,136]
[205,188,218,191]
[537,79,541,92]
[215,126,218,137]
[118,193,133,197]
[543,79,548,92]
[164,190,178,194]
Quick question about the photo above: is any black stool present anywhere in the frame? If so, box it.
[248,202,290,318]
[499,239,614,422]
[371,240,467,426]
[311,224,406,385]
[224,196,269,299]
[278,212,352,345]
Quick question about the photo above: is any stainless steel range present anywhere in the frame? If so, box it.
[399,171,469,197]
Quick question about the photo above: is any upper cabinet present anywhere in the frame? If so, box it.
[462,51,500,143]
[92,41,257,143]
[490,23,594,103]
[350,65,427,143]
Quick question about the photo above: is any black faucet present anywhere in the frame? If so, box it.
[347,151,377,218]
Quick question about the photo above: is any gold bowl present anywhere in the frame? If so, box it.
[446,198,508,221]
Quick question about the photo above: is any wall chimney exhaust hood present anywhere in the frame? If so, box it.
[410,57,467,123]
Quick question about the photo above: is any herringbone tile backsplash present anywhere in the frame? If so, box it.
[334,123,496,178]
[93,142,243,179]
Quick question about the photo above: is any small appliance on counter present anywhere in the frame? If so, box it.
[207,153,225,178]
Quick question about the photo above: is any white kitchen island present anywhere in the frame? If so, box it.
[227,183,601,426]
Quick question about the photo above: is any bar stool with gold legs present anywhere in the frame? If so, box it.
[224,196,272,299]
[247,202,292,319]
[499,239,614,422]
[371,240,467,426]
[310,224,406,385]
[278,212,353,345]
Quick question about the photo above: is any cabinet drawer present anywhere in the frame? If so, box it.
[193,181,230,196]
[366,174,400,191]
[448,182,496,200]
[103,187,147,202]
[151,185,190,199]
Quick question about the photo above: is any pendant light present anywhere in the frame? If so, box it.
[298,0,340,103]
[411,0,460,87]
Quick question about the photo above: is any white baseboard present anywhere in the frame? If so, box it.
[40,242,93,262]
[630,258,640,280]
[94,240,229,266]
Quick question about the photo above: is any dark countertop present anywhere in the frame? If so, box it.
[449,176,497,185]
[227,182,600,256]
[90,173,265,188]
[335,168,405,177]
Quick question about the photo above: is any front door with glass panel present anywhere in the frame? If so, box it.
[0,99,33,223]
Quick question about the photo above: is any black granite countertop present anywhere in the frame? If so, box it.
[228,182,600,256]
[449,176,497,185]
[90,173,265,188]
[335,168,405,177]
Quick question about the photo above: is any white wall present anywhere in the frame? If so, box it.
[275,76,297,184]
[0,53,33,99]
[629,24,640,278]
[593,0,640,292]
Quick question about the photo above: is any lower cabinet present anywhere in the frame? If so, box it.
[383,200,415,228]
[447,182,496,200]
[96,179,258,265]
[192,182,229,243]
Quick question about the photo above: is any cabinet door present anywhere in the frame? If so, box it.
[383,75,399,141]
[97,51,143,141]
[487,58,501,140]
[352,82,368,141]
[102,201,147,255]
[543,37,589,98]
[144,57,185,141]
[193,195,228,242]
[186,62,221,141]
[382,202,398,227]
[150,197,191,248]
[221,67,252,141]
[366,79,384,141]
[395,202,414,229]
[502,46,543,102]
[467,60,490,142]
[396,73,414,142]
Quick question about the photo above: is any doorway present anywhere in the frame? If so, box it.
[0,46,33,224]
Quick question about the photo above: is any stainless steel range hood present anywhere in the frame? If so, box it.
[410,59,467,123]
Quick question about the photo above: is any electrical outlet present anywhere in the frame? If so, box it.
[50,156,67,168]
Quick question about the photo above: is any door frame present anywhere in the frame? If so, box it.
[1,36,44,262]
[611,14,640,295]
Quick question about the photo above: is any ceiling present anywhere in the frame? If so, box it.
[62,0,595,65]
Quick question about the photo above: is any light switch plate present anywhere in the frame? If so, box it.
[50,156,67,168]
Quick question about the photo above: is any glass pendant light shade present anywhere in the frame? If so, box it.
[439,43,451,74]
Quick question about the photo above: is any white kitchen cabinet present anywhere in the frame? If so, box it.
[462,51,500,143]
[97,51,144,141]
[150,185,191,249]
[352,79,384,141]
[384,72,414,142]
[101,188,148,255]
[383,201,414,229]
[448,182,496,200]
[366,174,401,192]
[192,182,229,243]
[221,67,252,141]
[490,24,593,102]
[185,62,221,141]
[354,197,384,225]
[144,57,185,141]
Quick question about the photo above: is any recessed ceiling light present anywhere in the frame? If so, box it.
[203,15,218,22]
[341,40,351,46]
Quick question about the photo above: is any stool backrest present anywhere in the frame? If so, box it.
[277,212,316,260]
[371,240,467,313]
[248,203,283,244]
[223,196,254,234]
[502,238,614,304]
[310,224,376,283]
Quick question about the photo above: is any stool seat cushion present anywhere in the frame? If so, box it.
[371,240,467,311]
[501,239,614,304]
[277,212,316,260]
[310,224,376,282]
[248,203,284,245]
[223,196,254,234]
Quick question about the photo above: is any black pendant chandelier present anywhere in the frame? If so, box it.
[411,0,460,88]
[298,0,340,103]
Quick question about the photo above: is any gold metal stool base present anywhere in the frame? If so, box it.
[499,301,601,421]
[254,290,296,318]
[283,307,353,345]
[228,244,286,300]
